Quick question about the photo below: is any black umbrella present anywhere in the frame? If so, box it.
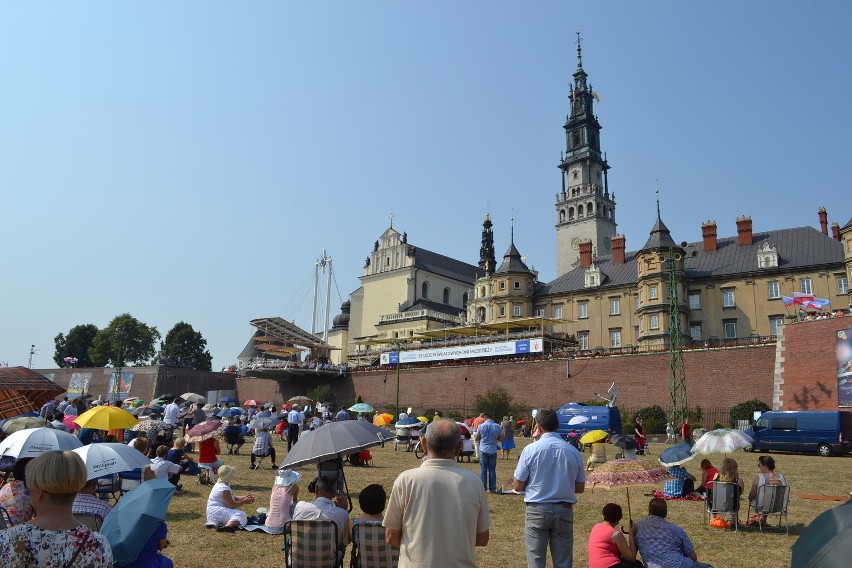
[280,421,394,469]
[248,417,280,431]
[610,434,638,450]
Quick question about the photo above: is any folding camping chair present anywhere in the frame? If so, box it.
[351,520,399,568]
[704,481,741,531]
[747,484,789,534]
[283,519,342,568]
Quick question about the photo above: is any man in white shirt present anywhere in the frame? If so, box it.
[293,475,351,550]
[286,405,304,452]
[163,397,183,439]
[150,444,183,489]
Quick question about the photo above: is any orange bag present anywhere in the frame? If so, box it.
[709,517,729,529]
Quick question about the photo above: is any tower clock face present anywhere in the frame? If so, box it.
[571,237,580,250]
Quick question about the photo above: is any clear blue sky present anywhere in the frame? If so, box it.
[2,2,849,371]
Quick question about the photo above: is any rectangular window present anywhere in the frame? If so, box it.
[800,278,812,295]
[688,292,701,310]
[839,277,849,295]
[768,281,780,299]
[499,281,506,290]
[578,302,588,319]
[609,329,622,349]
[499,306,505,317]
[722,288,735,308]
[553,306,563,319]
[689,324,701,341]
[514,281,521,290]
[724,320,737,339]
[513,306,521,317]
[609,298,620,315]
[649,314,659,329]
[635,296,641,310]
[578,331,589,351]
[649,286,658,300]
[770,316,784,337]
[534,308,544,317]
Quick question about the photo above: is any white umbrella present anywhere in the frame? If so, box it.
[690,428,753,455]
[72,443,152,481]
[568,415,590,425]
[180,393,206,404]
[0,427,83,459]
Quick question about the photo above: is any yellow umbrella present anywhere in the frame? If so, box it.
[74,406,138,430]
[373,413,393,427]
[579,429,609,445]
[417,416,429,424]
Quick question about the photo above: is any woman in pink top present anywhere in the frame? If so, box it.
[265,469,300,534]
[587,503,642,568]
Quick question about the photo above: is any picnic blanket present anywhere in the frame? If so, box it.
[652,490,704,502]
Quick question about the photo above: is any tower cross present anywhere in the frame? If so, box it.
[389,211,395,228]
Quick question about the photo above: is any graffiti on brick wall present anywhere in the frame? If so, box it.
[837,328,852,407]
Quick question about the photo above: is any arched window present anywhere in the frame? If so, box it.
[443,287,450,304]
[568,207,575,220]
[421,281,429,299]
[480,286,486,297]
[578,204,584,218]
[477,307,486,322]
[559,209,566,223]
[588,201,594,216]
[462,293,468,307]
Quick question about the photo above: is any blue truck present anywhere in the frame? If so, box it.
[751,410,852,456]
[556,403,623,438]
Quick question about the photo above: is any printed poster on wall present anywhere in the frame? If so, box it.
[837,327,852,407]
[67,372,92,396]
[106,372,134,402]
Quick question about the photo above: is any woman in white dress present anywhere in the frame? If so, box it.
[206,465,255,532]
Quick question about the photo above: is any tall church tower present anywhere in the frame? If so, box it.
[479,212,496,275]
[555,32,617,276]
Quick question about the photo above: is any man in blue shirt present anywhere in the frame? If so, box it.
[512,408,585,568]
[473,412,502,493]
[634,497,713,568]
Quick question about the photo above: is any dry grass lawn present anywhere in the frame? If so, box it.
[159,438,849,567]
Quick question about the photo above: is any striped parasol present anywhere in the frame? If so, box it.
[0,367,65,420]
[586,458,675,520]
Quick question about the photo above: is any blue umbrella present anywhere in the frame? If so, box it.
[216,407,246,418]
[220,396,237,404]
[659,443,696,467]
[101,477,177,567]
[395,416,424,429]
[348,402,374,413]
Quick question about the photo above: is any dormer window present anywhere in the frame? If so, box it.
[584,265,602,288]
[757,242,778,269]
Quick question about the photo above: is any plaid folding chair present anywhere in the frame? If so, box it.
[351,521,399,568]
[283,519,342,568]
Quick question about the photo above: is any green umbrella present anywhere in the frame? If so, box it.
[791,501,852,568]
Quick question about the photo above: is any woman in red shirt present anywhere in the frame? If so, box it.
[587,503,642,568]
[695,459,718,496]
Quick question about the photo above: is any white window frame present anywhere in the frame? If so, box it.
[609,329,622,349]
[724,321,737,339]
[578,331,589,351]
[722,289,735,308]
[553,306,563,319]
[838,277,849,295]
[770,316,784,337]
[800,278,813,295]
[768,281,780,299]
[649,286,658,300]
[514,281,521,290]
[499,306,505,317]
[534,308,544,317]
[578,302,588,319]
[689,324,701,341]
[609,298,620,315]
[649,314,659,330]
[513,306,521,317]
[688,292,701,310]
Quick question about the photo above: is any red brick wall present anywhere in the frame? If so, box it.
[777,317,852,410]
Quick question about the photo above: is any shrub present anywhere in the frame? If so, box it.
[307,385,336,408]
[632,405,667,435]
[729,399,771,427]
[472,387,527,423]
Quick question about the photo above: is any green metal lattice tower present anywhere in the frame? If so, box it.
[668,248,689,427]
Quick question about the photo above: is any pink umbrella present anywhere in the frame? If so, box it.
[456,422,471,436]
[63,415,80,431]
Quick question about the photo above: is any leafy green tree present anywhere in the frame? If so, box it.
[472,387,527,422]
[161,322,213,371]
[88,313,161,367]
[729,399,770,427]
[632,405,667,435]
[53,324,99,367]
[307,385,336,407]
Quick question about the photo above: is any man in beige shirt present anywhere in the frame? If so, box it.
[384,419,490,567]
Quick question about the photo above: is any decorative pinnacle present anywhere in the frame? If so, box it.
[655,187,661,219]
[576,29,583,69]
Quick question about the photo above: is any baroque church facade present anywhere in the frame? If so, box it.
[327,42,852,365]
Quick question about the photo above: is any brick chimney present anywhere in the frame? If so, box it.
[832,222,841,241]
[579,240,593,268]
[818,207,828,235]
[701,221,717,251]
[611,234,626,265]
[736,216,753,246]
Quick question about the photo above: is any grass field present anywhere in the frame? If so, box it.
[159,438,849,567]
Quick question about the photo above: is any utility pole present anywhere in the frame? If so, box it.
[668,248,688,429]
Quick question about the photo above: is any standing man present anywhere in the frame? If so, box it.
[679,420,693,445]
[163,397,183,441]
[335,407,350,422]
[286,404,304,451]
[384,419,490,567]
[473,412,502,493]
[512,408,585,568]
